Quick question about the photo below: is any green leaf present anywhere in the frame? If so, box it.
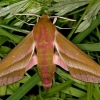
[0,28,22,43]
[0,0,29,18]
[61,86,86,97]
[0,46,11,54]
[50,0,90,15]
[76,43,100,51]
[76,2,100,32]
[72,14,100,44]
[0,36,9,46]
[75,19,92,33]
[0,86,7,96]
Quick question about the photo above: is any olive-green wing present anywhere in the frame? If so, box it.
[55,31,100,83]
[0,31,35,85]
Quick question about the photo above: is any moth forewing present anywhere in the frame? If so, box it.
[55,31,100,83]
[0,31,35,86]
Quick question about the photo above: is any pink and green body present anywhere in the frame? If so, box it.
[33,15,56,88]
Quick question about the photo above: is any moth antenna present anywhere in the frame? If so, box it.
[55,26,73,29]
[14,13,40,25]
[50,16,76,21]
[36,17,39,23]
[51,15,75,29]
[53,17,57,24]
[15,16,34,26]
[15,13,40,17]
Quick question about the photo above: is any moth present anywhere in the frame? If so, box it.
[0,14,100,89]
